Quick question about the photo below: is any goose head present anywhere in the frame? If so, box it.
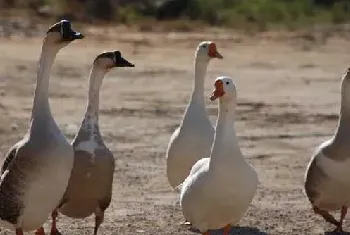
[210,76,237,103]
[196,41,223,62]
[94,51,135,71]
[341,67,350,87]
[45,20,84,48]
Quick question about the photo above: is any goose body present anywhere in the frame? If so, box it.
[0,125,73,231]
[179,77,258,234]
[0,20,83,234]
[166,41,223,189]
[49,51,135,235]
[305,68,350,232]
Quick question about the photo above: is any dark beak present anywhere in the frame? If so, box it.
[63,28,84,41]
[117,57,135,67]
[72,31,84,40]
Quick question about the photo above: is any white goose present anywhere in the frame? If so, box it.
[179,76,258,235]
[304,67,350,232]
[166,41,223,189]
[44,51,135,235]
[0,20,83,235]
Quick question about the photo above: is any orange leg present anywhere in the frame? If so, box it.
[16,229,23,235]
[94,209,104,235]
[313,206,340,227]
[334,206,348,233]
[35,227,45,235]
[223,224,231,235]
[50,209,62,235]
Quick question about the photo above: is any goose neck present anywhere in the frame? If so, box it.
[340,90,350,118]
[31,43,59,121]
[219,100,236,116]
[192,57,209,104]
[334,114,350,141]
[335,81,350,139]
[209,100,241,167]
[84,66,106,122]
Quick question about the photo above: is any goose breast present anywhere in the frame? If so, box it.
[58,147,115,218]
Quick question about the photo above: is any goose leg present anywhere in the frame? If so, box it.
[50,210,62,235]
[35,226,45,235]
[313,206,340,227]
[94,207,105,235]
[223,224,231,235]
[333,206,348,233]
[16,229,23,235]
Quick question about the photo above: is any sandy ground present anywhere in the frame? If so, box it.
[1,25,350,235]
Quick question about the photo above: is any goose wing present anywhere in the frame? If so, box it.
[1,147,17,176]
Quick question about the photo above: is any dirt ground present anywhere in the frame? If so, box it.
[1,24,350,235]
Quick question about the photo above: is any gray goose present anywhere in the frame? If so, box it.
[0,20,83,235]
[304,67,350,232]
[45,51,134,235]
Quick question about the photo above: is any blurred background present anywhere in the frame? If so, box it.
[1,0,350,32]
[1,1,350,235]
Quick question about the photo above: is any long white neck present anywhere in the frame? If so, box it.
[190,56,209,106]
[209,99,243,168]
[30,42,59,121]
[340,78,350,116]
[82,66,105,126]
[335,79,350,140]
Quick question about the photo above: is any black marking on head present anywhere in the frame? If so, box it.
[112,51,135,67]
[95,51,115,61]
[47,19,84,42]
[95,51,135,68]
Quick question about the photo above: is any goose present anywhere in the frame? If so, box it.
[304,67,350,232]
[42,51,135,235]
[166,41,223,189]
[0,20,83,235]
[179,76,258,235]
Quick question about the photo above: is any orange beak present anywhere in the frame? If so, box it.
[208,42,223,59]
[210,80,225,101]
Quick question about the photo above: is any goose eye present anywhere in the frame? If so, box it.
[226,81,229,85]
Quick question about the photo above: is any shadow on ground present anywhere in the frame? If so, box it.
[325,231,350,235]
[189,226,267,235]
